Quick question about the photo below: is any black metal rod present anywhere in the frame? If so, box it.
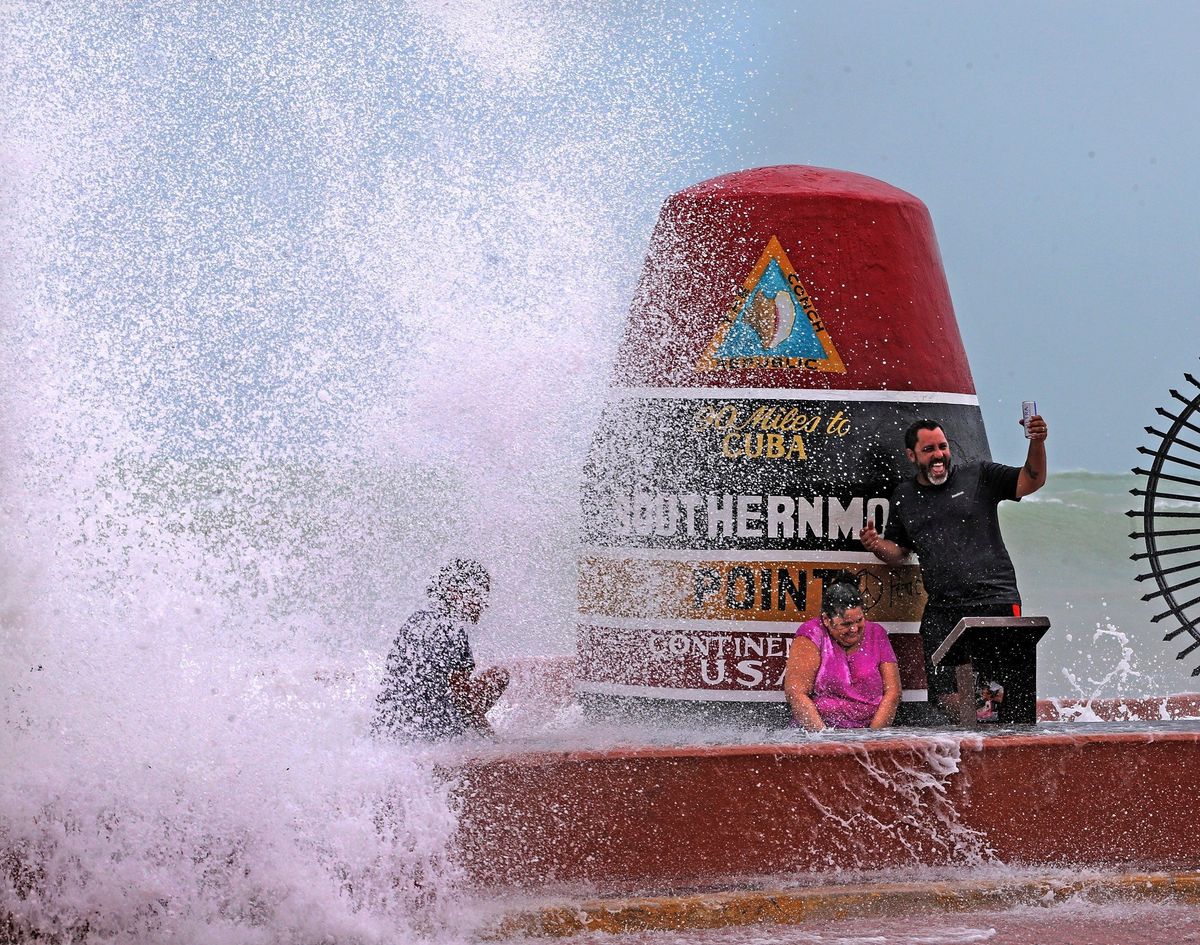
[1142,573,1200,601]
[1144,426,1200,457]
[1132,541,1200,561]
[1176,435,1200,456]
[1130,489,1200,504]
[1153,592,1200,622]
[1142,449,1200,476]
[1125,507,1200,518]
[1132,468,1200,489]
[1130,527,1200,540]
[1136,558,1200,582]
[1164,618,1200,641]
[1156,407,1200,440]
[1178,638,1200,660]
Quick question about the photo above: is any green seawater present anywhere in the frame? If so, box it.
[1001,470,1196,699]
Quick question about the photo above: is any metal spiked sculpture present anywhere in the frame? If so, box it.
[1130,368,1200,675]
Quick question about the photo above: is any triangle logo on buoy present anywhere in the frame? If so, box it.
[696,236,845,373]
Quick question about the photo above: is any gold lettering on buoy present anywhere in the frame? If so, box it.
[691,403,849,462]
[580,556,926,626]
[826,410,851,436]
[696,404,739,431]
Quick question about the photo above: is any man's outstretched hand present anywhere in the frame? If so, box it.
[860,520,908,566]
[860,520,884,555]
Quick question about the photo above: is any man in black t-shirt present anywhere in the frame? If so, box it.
[860,415,1048,720]
[372,559,510,741]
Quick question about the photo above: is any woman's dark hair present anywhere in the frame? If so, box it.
[819,571,864,617]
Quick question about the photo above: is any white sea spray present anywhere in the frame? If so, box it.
[799,735,993,872]
[0,2,744,940]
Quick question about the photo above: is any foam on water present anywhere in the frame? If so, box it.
[796,735,992,872]
[0,3,744,940]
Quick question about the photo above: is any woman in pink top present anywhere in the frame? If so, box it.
[783,576,901,730]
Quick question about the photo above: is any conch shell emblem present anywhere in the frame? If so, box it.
[745,289,796,350]
[695,236,845,373]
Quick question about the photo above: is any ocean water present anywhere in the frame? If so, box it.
[1,4,1192,943]
[999,469,1197,701]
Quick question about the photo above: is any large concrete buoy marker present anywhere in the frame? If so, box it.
[578,165,992,721]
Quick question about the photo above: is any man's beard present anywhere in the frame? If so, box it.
[922,456,951,485]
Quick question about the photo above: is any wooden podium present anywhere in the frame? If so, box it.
[929,616,1051,726]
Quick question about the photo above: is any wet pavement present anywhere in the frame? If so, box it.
[546,899,1200,945]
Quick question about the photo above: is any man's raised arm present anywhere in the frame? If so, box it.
[1016,414,1048,499]
[860,521,910,566]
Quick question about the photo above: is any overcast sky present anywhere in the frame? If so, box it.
[6,1,1198,477]
[668,2,1200,473]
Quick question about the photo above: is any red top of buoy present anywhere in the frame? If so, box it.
[614,165,976,395]
[680,165,918,202]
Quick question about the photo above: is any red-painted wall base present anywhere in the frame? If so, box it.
[452,728,1200,893]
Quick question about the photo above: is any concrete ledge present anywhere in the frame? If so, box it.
[486,872,1200,938]
[455,730,1200,890]
[1039,693,1200,721]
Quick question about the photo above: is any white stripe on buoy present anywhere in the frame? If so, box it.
[581,547,915,565]
[577,616,921,634]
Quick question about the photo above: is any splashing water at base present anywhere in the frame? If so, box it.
[0,3,745,941]
[1055,618,1158,720]
[1,477,471,940]
[551,898,1200,945]
[798,737,993,872]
